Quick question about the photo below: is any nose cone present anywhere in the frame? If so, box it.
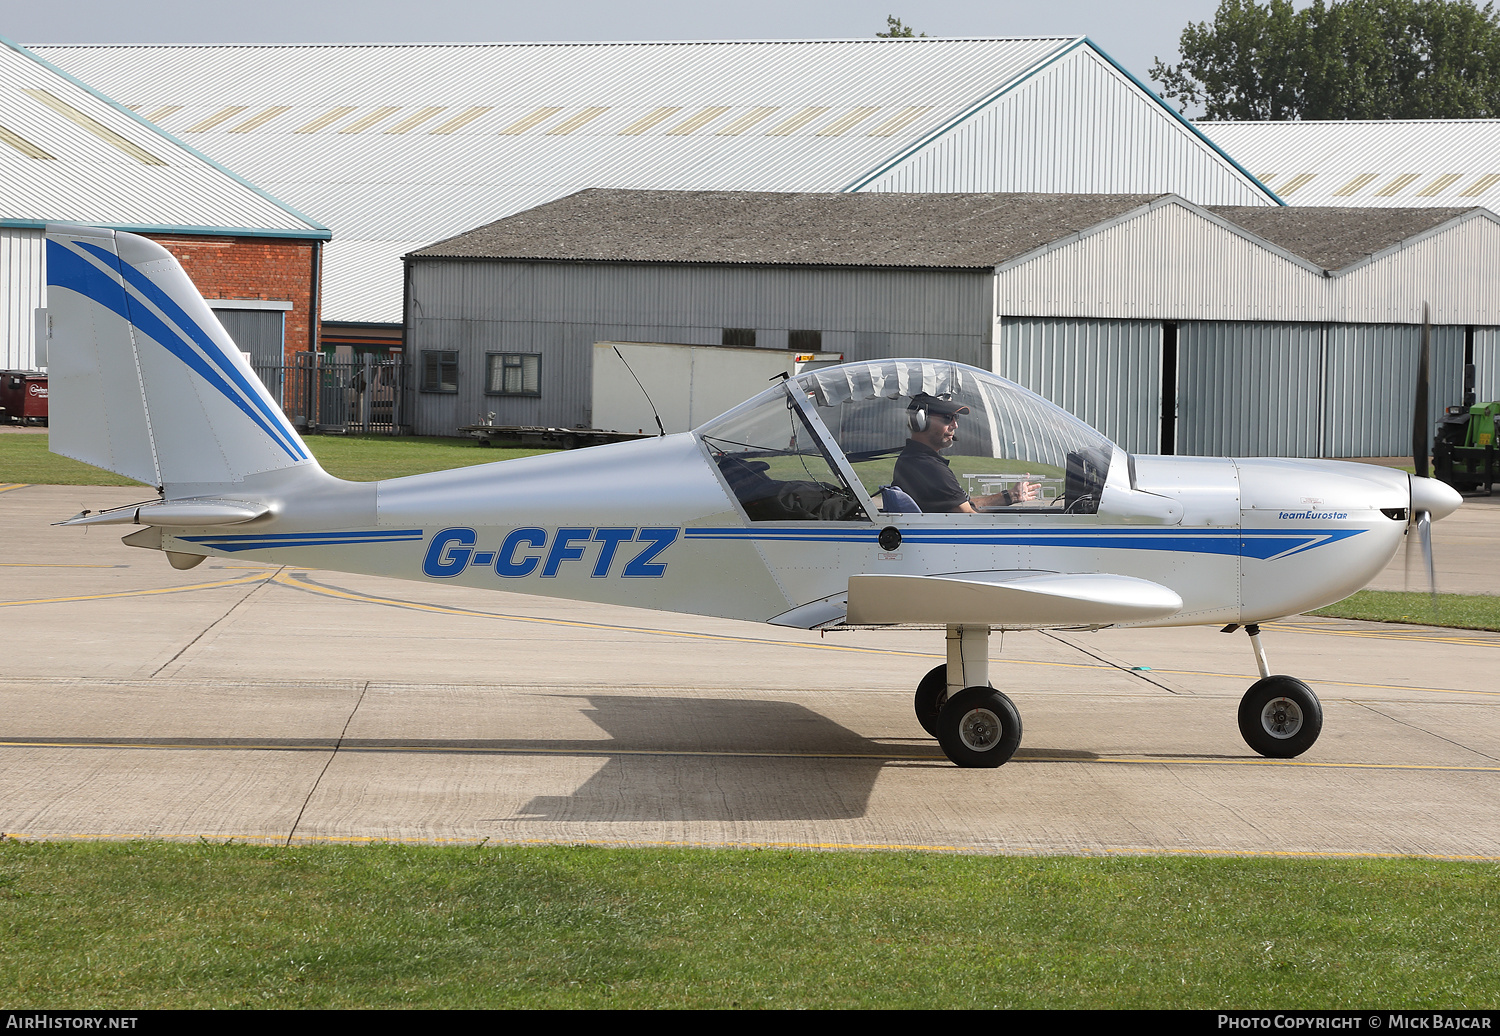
[1411,475,1463,521]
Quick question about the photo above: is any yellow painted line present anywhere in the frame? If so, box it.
[5,738,1497,773]
[0,482,28,493]
[0,563,126,568]
[1268,620,1500,648]
[0,570,271,607]
[0,737,934,762]
[1092,664,1500,698]
[4,830,1498,861]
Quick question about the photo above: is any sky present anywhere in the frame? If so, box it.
[9,1,1229,94]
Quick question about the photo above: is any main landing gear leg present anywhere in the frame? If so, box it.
[1226,622,1323,758]
[915,625,1022,768]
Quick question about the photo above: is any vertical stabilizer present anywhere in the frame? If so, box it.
[44,225,314,492]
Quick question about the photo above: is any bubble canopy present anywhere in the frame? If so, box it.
[696,359,1118,521]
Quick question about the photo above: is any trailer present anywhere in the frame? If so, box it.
[590,341,843,435]
[462,343,844,449]
[0,371,48,425]
[458,422,649,449]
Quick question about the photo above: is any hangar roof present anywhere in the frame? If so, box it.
[1206,205,1477,270]
[1199,119,1500,211]
[0,37,325,238]
[412,189,1164,269]
[35,38,1275,322]
[414,188,1471,276]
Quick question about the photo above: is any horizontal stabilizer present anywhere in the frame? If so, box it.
[846,571,1183,626]
[58,499,269,527]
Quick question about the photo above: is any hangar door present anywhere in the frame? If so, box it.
[1176,322,1321,458]
[1177,322,1465,458]
[996,318,1162,454]
[1323,324,1463,457]
[1469,328,1500,403]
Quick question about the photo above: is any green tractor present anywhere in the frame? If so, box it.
[1433,400,1499,496]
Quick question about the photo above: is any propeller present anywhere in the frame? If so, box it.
[1414,304,1430,481]
[1404,303,1453,609]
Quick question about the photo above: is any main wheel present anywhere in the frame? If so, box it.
[1238,676,1322,758]
[914,665,948,737]
[937,687,1023,768]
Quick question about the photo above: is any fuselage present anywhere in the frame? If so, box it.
[162,432,1414,631]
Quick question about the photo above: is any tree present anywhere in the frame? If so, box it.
[1150,0,1500,119]
[877,16,926,38]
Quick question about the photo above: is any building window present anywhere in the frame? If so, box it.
[722,327,756,348]
[789,329,822,352]
[422,350,458,393]
[486,352,541,396]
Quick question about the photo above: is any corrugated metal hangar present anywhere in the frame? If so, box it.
[35,37,1277,335]
[1199,120,1500,209]
[407,189,1500,458]
[0,36,329,372]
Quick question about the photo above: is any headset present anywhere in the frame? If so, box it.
[907,394,964,434]
[907,402,931,433]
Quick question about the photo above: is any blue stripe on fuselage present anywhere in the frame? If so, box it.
[180,529,423,553]
[684,526,1363,561]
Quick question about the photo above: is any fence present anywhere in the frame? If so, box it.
[251,354,410,435]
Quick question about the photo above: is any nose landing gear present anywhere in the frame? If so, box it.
[1226,623,1323,758]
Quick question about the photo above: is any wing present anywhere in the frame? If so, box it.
[845,572,1183,627]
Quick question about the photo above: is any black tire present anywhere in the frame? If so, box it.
[937,686,1023,768]
[914,665,948,737]
[1238,676,1323,758]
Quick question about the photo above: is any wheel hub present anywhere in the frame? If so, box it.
[958,707,1003,751]
[1260,696,1304,739]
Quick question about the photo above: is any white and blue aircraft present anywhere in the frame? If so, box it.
[41,225,1463,767]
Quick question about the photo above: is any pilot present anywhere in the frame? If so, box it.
[892,393,1039,513]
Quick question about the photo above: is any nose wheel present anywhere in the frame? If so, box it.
[1238,676,1323,758]
[1226,623,1323,758]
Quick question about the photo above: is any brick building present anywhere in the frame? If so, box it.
[155,234,322,363]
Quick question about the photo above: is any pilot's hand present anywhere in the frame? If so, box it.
[1012,480,1040,503]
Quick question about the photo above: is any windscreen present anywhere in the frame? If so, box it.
[698,383,868,522]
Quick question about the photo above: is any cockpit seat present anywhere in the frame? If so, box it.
[715,454,863,522]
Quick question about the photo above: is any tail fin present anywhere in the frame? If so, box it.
[44,225,315,493]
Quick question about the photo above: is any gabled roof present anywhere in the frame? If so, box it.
[1199,119,1500,210]
[420,189,1489,291]
[37,38,1275,322]
[1207,204,1478,270]
[0,36,326,238]
[413,189,1164,268]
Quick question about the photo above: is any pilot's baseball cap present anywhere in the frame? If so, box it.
[908,392,970,417]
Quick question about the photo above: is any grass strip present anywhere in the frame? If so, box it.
[0,432,553,485]
[0,841,1495,1009]
[1311,590,1500,631]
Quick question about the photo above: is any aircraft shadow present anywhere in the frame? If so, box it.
[510,694,926,823]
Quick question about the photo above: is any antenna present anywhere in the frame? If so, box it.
[613,346,666,437]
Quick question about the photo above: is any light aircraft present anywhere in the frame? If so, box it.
[41,225,1463,767]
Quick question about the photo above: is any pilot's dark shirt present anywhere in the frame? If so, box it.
[892,438,969,513]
